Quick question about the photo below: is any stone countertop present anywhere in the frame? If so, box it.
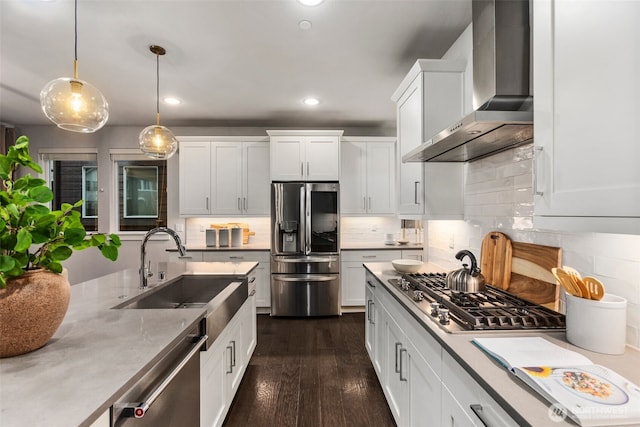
[167,242,423,251]
[0,261,258,427]
[364,262,640,427]
[341,242,423,250]
[167,243,270,251]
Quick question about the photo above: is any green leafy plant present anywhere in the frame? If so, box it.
[0,135,121,287]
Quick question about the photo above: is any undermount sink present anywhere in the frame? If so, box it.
[114,275,235,310]
[114,275,248,349]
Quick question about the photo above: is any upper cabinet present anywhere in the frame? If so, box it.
[391,59,466,217]
[533,0,640,234]
[341,137,396,215]
[178,137,270,216]
[268,130,342,181]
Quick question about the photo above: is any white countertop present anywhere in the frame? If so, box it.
[170,242,424,251]
[0,261,258,427]
[364,262,640,427]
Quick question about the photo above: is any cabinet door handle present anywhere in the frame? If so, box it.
[301,162,304,177]
[395,343,402,373]
[533,146,544,196]
[370,301,375,325]
[363,197,367,210]
[414,181,420,204]
[237,197,242,210]
[470,404,490,427]
[231,340,236,368]
[243,197,247,211]
[366,300,372,322]
[399,348,407,381]
[226,345,234,373]
[368,197,372,210]
[205,196,209,211]
[307,161,310,177]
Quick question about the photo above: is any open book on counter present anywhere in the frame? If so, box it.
[472,337,640,426]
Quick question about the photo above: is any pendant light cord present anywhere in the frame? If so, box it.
[74,0,78,61]
[156,52,160,123]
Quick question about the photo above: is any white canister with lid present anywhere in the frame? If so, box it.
[218,228,230,247]
[231,227,243,247]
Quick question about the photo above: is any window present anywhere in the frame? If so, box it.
[112,152,167,232]
[40,151,98,232]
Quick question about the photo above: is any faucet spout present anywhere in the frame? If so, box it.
[140,227,186,289]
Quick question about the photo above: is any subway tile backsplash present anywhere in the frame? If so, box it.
[426,143,640,349]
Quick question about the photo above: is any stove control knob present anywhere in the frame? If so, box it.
[399,278,410,291]
[430,302,440,317]
[438,308,450,325]
[413,290,424,302]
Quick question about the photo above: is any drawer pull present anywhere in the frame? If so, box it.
[366,280,376,288]
[470,404,490,427]
[399,348,407,381]
[362,255,377,259]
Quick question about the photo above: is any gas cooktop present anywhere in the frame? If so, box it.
[388,272,566,334]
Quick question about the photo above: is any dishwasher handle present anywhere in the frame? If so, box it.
[120,334,208,419]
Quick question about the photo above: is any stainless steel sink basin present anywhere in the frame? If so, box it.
[115,276,235,310]
[114,275,248,349]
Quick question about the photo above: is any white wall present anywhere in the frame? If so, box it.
[425,143,640,349]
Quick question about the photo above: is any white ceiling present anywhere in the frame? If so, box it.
[0,0,471,129]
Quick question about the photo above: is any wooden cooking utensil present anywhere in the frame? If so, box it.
[551,268,581,297]
[583,276,605,301]
[480,232,512,290]
[562,266,590,299]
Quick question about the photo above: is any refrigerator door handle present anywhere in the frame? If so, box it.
[304,184,311,255]
[299,184,306,254]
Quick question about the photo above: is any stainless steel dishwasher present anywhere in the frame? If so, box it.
[111,322,207,426]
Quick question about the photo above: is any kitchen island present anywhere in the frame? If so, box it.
[365,262,640,427]
[0,261,257,427]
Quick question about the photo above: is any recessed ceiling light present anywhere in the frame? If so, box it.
[297,0,324,6]
[162,96,182,105]
[299,20,312,30]
[303,97,320,106]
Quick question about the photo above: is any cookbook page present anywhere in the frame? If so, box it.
[472,337,593,370]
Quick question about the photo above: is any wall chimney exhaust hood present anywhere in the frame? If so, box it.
[403,0,532,163]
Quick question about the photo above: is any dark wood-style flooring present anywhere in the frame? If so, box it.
[224,313,395,427]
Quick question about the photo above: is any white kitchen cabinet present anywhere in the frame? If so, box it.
[167,251,204,262]
[201,296,256,427]
[391,59,466,216]
[441,352,518,427]
[373,270,442,427]
[201,251,271,309]
[178,137,270,216]
[267,130,342,181]
[401,248,423,262]
[340,137,396,215]
[341,250,401,306]
[533,0,640,234]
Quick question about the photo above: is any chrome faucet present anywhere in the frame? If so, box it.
[140,227,187,289]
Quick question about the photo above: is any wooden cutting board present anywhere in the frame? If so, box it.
[480,232,512,290]
[509,241,562,310]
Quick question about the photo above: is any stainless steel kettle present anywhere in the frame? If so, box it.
[446,250,486,293]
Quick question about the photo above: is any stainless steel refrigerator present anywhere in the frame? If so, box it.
[270,182,340,316]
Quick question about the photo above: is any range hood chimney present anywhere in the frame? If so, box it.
[403,0,532,163]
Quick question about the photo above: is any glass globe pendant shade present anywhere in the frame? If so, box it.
[139,124,178,160]
[40,76,109,133]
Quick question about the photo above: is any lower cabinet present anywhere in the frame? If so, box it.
[365,270,517,427]
[201,293,256,427]
[368,270,441,426]
[343,249,423,306]
[441,352,518,427]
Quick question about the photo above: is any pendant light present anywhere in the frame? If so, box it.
[40,0,108,133]
[138,45,178,160]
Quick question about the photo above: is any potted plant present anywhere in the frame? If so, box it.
[0,135,121,357]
